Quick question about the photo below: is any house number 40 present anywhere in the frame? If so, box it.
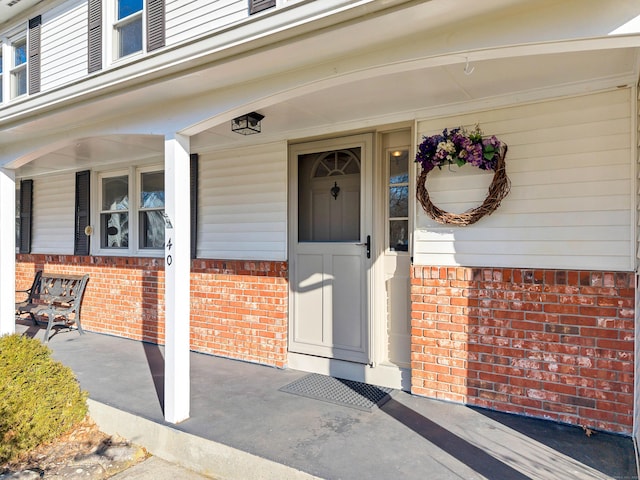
[166,238,173,266]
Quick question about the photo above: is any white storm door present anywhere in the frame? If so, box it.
[289,134,372,364]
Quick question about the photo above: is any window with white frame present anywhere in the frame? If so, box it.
[139,170,165,249]
[10,35,27,98]
[113,0,143,59]
[387,148,409,252]
[101,173,129,248]
[98,167,164,254]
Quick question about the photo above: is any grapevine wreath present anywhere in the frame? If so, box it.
[415,125,510,226]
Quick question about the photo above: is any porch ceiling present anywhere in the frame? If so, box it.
[13,44,638,178]
[191,47,638,151]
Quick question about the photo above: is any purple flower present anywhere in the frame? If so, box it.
[415,125,503,172]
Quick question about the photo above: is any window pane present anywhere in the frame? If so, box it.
[101,212,129,248]
[13,40,26,66]
[102,176,129,210]
[390,220,408,252]
[389,150,409,184]
[12,68,26,97]
[141,172,164,208]
[389,185,408,218]
[118,0,143,19]
[140,211,165,248]
[117,18,142,57]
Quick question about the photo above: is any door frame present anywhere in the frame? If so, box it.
[288,133,375,366]
[287,127,413,390]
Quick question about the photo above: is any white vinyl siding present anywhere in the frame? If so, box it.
[31,173,75,254]
[165,0,246,46]
[198,142,287,261]
[414,88,634,271]
[41,0,87,91]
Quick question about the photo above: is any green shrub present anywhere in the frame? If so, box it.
[0,334,87,463]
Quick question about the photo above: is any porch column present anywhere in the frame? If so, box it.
[164,134,191,423]
[0,168,16,336]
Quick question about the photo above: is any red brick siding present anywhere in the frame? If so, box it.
[411,266,635,435]
[16,255,288,368]
[191,259,288,368]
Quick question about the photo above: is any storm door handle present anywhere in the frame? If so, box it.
[356,235,371,259]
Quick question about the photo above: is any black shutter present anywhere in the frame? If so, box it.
[249,0,276,15]
[190,153,198,260]
[74,170,91,256]
[88,0,102,73]
[146,0,165,52]
[19,180,33,254]
[28,16,41,95]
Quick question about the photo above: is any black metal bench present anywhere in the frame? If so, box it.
[16,271,89,342]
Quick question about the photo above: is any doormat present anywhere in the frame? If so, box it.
[279,373,393,412]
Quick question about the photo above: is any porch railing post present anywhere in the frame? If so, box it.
[163,134,191,424]
[0,168,16,336]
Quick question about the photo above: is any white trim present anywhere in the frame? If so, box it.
[163,134,191,424]
[8,30,26,100]
[93,164,165,257]
[0,168,15,336]
[109,0,145,64]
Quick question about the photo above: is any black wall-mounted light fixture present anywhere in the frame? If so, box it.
[330,181,340,200]
[231,112,264,135]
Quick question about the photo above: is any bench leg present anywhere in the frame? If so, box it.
[44,313,54,343]
[75,316,84,335]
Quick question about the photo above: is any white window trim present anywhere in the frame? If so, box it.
[93,165,164,257]
[9,33,27,99]
[0,23,27,102]
[108,1,145,64]
[385,145,410,255]
[137,165,165,251]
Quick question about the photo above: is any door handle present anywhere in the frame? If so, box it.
[356,235,371,259]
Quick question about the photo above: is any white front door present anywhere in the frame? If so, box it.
[289,134,373,364]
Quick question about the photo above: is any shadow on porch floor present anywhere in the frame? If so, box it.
[16,321,638,480]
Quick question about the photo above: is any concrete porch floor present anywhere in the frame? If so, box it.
[16,322,638,480]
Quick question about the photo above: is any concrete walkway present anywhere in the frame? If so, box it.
[18,324,638,480]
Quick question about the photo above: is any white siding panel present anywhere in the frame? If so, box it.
[41,0,87,91]
[32,174,75,255]
[199,142,287,260]
[165,0,246,47]
[414,89,634,271]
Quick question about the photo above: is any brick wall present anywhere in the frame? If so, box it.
[191,259,288,367]
[16,255,288,368]
[411,266,635,434]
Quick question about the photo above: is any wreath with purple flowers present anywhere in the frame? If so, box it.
[415,125,510,226]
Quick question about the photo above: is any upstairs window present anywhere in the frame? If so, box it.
[114,0,143,59]
[89,0,164,70]
[11,36,27,98]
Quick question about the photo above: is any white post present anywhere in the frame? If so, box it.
[163,134,191,423]
[0,168,16,336]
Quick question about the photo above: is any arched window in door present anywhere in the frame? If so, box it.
[298,148,361,242]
